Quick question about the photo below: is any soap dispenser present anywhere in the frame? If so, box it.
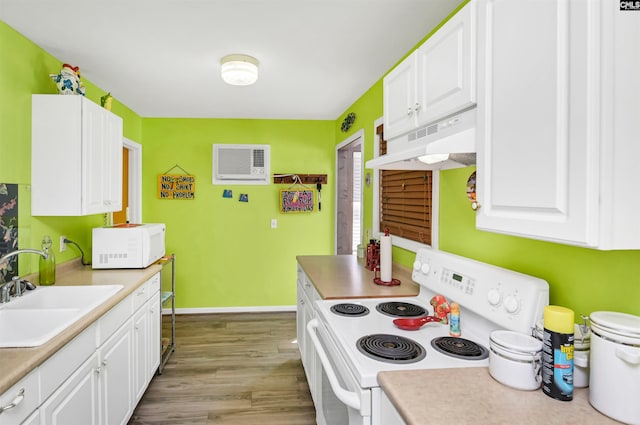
[39,235,55,285]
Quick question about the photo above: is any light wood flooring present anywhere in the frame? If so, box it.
[128,312,316,425]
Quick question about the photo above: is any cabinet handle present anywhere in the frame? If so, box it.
[414,102,421,112]
[407,107,414,116]
[0,388,24,414]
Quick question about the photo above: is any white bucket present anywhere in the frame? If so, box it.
[489,330,543,391]
[589,311,640,425]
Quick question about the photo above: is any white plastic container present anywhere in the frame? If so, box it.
[489,330,543,390]
[589,311,640,425]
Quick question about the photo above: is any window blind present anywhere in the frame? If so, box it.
[377,125,432,245]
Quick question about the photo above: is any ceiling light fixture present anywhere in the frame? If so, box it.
[220,54,259,86]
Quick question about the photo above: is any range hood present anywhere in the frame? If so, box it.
[366,107,476,170]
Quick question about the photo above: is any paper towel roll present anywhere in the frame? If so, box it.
[380,234,392,282]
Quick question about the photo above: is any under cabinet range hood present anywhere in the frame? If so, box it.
[366,107,476,170]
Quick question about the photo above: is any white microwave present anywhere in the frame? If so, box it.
[92,223,165,269]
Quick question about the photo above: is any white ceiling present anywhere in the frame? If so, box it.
[1,0,460,119]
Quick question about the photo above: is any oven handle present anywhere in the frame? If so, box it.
[307,319,361,411]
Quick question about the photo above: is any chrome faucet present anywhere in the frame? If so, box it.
[0,249,48,302]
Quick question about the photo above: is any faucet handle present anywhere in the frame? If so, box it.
[12,276,22,297]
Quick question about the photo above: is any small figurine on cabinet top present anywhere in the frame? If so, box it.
[50,63,85,96]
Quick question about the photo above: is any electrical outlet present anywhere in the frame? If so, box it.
[271,219,277,229]
[60,235,67,252]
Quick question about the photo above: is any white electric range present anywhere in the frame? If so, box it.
[307,248,549,425]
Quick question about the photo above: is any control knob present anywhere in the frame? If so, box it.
[503,296,520,314]
[487,289,501,306]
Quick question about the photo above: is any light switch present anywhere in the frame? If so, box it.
[271,219,277,229]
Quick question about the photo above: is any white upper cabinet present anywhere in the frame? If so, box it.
[32,95,123,216]
[383,1,476,140]
[475,0,640,250]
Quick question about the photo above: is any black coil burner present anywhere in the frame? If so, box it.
[376,301,427,318]
[330,303,370,317]
[431,337,489,360]
[357,334,426,364]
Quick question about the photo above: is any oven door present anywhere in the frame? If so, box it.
[307,319,371,425]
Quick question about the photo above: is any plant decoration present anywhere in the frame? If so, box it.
[100,92,113,111]
[50,63,86,95]
[341,112,356,132]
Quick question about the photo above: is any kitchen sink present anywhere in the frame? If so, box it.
[2,285,123,311]
[0,284,123,348]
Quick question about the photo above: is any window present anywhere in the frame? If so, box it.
[377,124,433,246]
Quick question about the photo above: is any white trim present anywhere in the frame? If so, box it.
[370,119,438,252]
[164,305,296,315]
[335,129,365,255]
[123,137,142,223]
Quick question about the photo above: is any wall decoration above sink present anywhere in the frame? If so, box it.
[0,183,19,283]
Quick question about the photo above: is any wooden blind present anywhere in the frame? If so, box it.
[377,125,432,245]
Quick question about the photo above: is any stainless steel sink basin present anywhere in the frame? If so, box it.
[0,284,123,348]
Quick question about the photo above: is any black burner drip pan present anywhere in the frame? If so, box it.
[376,301,427,318]
[357,334,426,364]
[330,303,370,317]
[431,336,489,360]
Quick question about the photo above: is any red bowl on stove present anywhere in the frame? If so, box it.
[393,316,443,331]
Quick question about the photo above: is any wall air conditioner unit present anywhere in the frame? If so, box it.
[212,144,270,185]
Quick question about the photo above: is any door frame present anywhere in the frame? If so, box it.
[123,138,142,224]
[334,129,364,255]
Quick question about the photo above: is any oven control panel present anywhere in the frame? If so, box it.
[412,248,549,334]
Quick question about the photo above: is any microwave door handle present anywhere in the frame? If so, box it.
[307,319,361,411]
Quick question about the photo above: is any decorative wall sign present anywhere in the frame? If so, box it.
[280,189,316,213]
[340,112,356,132]
[158,174,196,199]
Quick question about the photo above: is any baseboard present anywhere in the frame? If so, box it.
[162,305,297,315]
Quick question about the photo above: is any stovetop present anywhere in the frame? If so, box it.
[315,296,492,388]
[314,248,549,389]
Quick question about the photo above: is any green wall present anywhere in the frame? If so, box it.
[336,3,640,319]
[141,119,334,308]
[4,12,640,319]
[0,20,142,275]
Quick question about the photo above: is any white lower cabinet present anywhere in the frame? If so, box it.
[296,265,320,404]
[41,352,100,425]
[0,273,161,425]
[133,290,160,403]
[99,318,134,425]
[0,369,40,425]
[379,391,406,425]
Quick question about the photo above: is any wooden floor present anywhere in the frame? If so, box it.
[129,312,316,425]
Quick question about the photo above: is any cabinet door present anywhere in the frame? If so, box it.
[383,53,418,139]
[296,280,306,362]
[104,112,123,212]
[475,0,597,246]
[99,318,133,425]
[378,390,406,425]
[417,0,476,126]
[83,100,123,215]
[148,291,161,379]
[41,353,100,425]
[132,306,149,402]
